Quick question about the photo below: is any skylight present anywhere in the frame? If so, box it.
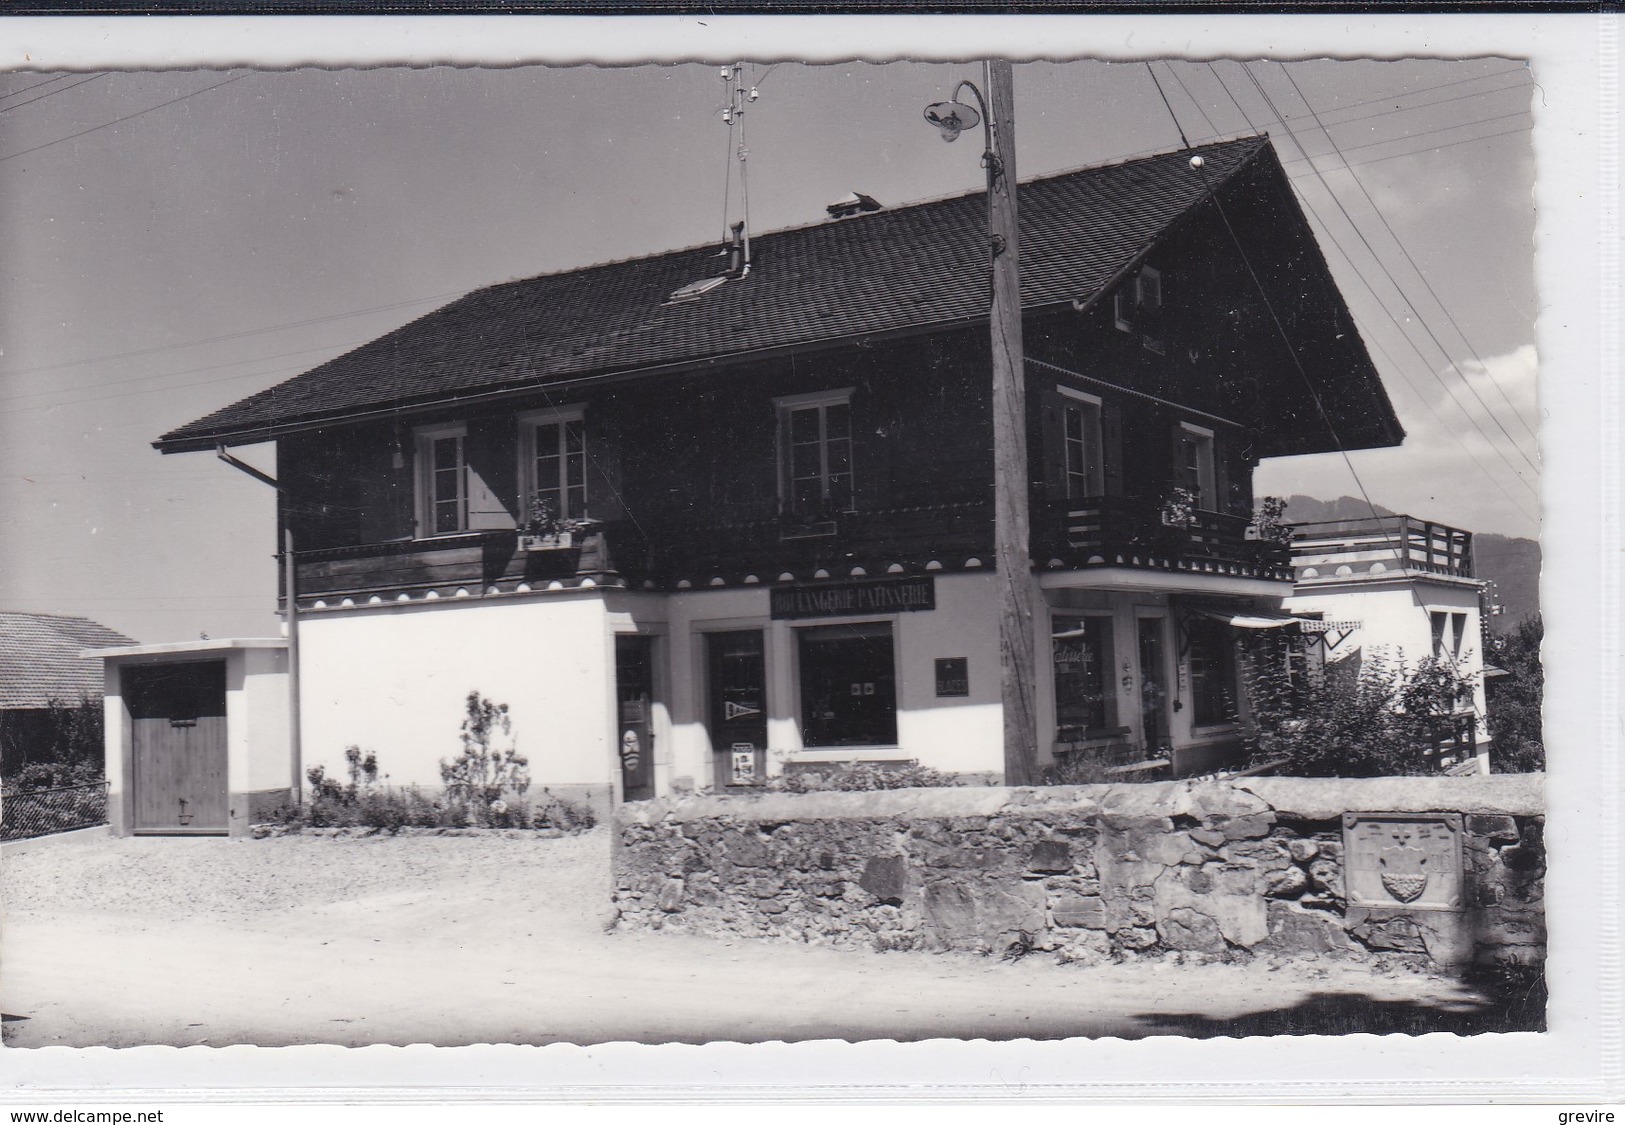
[667,276,728,303]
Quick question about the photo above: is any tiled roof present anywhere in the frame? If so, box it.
[0,612,135,710]
[156,135,1338,451]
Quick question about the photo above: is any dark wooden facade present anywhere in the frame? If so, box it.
[278,195,1346,604]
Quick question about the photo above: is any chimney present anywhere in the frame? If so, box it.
[727,221,748,277]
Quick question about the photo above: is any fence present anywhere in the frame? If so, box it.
[0,780,109,842]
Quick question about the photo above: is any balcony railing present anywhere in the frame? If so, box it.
[1288,515,1474,579]
[1034,496,1293,580]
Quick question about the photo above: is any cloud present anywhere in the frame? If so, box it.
[1256,344,1542,539]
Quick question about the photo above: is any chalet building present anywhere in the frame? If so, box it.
[1284,515,1492,774]
[156,135,1402,810]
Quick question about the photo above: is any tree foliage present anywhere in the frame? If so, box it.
[440,691,531,805]
[1239,636,1476,777]
[1,695,104,790]
[1485,614,1544,773]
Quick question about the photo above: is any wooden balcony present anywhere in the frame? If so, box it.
[1033,496,1294,581]
[1288,515,1475,580]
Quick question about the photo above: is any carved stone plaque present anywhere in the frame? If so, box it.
[1342,813,1463,911]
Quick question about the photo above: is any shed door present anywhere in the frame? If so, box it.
[126,661,228,835]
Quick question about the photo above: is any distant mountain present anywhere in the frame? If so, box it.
[1278,494,1541,630]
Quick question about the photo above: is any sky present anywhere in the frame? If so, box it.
[0,54,1540,644]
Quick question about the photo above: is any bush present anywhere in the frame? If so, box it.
[1485,614,1544,772]
[441,691,531,806]
[1239,640,1476,777]
[1040,748,1122,785]
[763,760,959,793]
[1,696,104,790]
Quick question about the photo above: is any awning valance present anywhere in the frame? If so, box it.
[1184,608,1359,649]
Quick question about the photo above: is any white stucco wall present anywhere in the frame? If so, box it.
[296,594,615,791]
[242,647,291,793]
[1285,577,1490,741]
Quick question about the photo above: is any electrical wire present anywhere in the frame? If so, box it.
[0,73,74,102]
[1241,63,1539,481]
[1146,64,1191,149]
[1294,124,1532,174]
[1162,62,1220,141]
[0,73,105,114]
[1147,67,1383,523]
[1279,60,1539,446]
[0,72,248,165]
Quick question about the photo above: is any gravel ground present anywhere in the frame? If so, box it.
[1,829,1513,1048]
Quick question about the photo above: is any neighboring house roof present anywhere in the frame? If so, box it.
[0,612,135,710]
[157,134,1399,454]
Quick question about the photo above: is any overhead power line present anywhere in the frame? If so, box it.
[0,73,73,102]
[1279,60,1539,447]
[0,72,248,166]
[0,73,105,114]
[1245,62,1539,480]
[1199,61,1539,519]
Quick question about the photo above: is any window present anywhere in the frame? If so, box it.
[1186,616,1237,727]
[1114,265,1163,332]
[1173,422,1217,511]
[777,389,854,516]
[1058,387,1104,499]
[522,407,588,520]
[1451,612,1468,659]
[797,622,896,747]
[1052,614,1116,740]
[1430,611,1470,661]
[415,424,467,536]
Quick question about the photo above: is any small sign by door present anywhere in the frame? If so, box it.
[935,657,969,697]
[731,745,758,785]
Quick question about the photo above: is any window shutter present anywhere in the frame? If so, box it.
[1040,390,1067,499]
[1213,435,1232,516]
[1102,402,1124,497]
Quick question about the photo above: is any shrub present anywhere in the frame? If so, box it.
[1238,641,1477,777]
[1485,614,1544,772]
[0,696,105,790]
[441,691,531,806]
[1040,748,1122,785]
[764,760,959,793]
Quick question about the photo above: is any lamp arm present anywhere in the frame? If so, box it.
[953,79,1002,182]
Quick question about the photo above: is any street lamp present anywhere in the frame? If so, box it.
[923,61,1039,786]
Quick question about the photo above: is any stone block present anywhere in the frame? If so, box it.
[923,878,1045,951]
[1118,926,1159,950]
[724,831,772,867]
[1263,866,1309,899]
[1028,838,1073,873]
[1260,901,1353,954]
[1154,864,1269,948]
[1190,827,1228,848]
[657,877,685,913]
[1052,892,1109,929]
[1160,906,1228,953]
[859,855,910,902]
[1220,813,1276,840]
[1348,913,1428,954]
[1127,828,1196,866]
[1286,838,1320,863]
[1308,856,1344,898]
[1223,838,1294,871]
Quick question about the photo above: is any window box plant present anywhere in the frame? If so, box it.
[519,495,601,552]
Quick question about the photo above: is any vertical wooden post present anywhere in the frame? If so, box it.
[986,59,1039,786]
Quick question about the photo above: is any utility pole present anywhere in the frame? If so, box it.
[983,60,1038,786]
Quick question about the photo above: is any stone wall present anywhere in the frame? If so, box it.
[613,775,1544,969]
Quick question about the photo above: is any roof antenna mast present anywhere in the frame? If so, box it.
[720,63,758,276]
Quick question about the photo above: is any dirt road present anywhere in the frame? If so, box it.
[2,830,1511,1047]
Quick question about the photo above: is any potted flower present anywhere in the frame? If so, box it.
[519,494,601,551]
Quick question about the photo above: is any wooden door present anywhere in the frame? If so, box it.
[614,635,656,802]
[126,661,228,834]
[706,630,767,789]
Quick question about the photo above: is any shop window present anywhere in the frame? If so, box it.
[1173,422,1217,511]
[1052,614,1116,740]
[777,389,854,517]
[522,406,588,520]
[797,622,895,747]
[415,424,467,537]
[1059,388,1104,499]
[1186,616,1237,727]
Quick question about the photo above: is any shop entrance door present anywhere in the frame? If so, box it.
[1137,617,1171,754]
[614,635,656,802]
[706,630,767,789]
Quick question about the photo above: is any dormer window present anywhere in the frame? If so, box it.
[415,424,468,537]
[1114,265,1164,351]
